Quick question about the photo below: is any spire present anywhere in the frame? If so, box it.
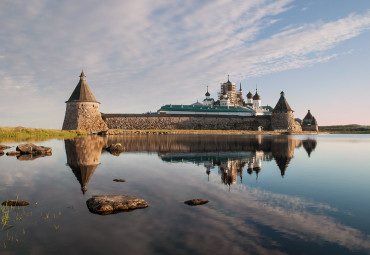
[239,82,242,91]
[227,74,230,82]
[253,85,261,100]
[67,70,99,103]
[272,91,293,113]
[205,85,210,97]
[80,69,86,80]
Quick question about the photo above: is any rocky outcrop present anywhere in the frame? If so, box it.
[184,199,209,206]
[2,200,30,206]
[107,143,125,156]
[0,151,4,156]
[16,143,52,155]
[86,195,149,215]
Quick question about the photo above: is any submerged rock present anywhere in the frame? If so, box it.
[0,145,11,150]
[184,199,209,206]
[16,143,52,155]
[113,179,126,182]
[6,151,21,156]
[86,195,148,215]
[2,200,30,206]
[107,143,125,156]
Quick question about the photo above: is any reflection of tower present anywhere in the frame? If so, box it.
[65,136,107,194]
[303,139,317,157]
[271,136,295,177]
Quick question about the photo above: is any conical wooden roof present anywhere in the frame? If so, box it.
[273,91,293,113]
[66,70,99,103]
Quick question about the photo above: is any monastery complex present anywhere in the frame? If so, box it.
[62,71,318,132]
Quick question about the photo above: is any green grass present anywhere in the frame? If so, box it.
[319,125,370,134]
[0,127,87,139]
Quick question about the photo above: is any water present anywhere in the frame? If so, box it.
[0,134,370,254]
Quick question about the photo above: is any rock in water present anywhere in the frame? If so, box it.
[16,143,52,155]
[2,200,30,206]
[0,145,11,150]
[184,199,209,206]
[113,179,126,182]
[107,143,125,156]
[86,195,148,215]
[6,151,21,156]
[0,151,4,156]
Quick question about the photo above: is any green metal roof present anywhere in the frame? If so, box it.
[158,104,255,113]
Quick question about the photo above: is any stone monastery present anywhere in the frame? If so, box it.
[62,70,318,132]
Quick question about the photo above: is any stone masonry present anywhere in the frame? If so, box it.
[63,102,107,132]
[102,114,271,130]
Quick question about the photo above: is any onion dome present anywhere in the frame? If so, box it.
[205,86,210,97]
[253,89,261,100]
[247,91,253,99]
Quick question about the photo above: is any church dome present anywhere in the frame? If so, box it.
[253,91,261,100]
[247,91,253,99]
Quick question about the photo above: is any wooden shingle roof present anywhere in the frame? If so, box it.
[273,91,293,113]
[66,70,100,103]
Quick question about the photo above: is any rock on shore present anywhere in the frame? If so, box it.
[86,195,149,215]
[16,143,52,155]
[184,199,209,206]
[0,145,11,150]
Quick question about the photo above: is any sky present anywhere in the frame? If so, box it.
[0,0,370,128]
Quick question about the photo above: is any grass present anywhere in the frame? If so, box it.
[0,127,87,139]
[319,125,370,134]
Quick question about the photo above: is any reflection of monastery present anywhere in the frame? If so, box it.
[64,135,317,193]
[62,71,318,132]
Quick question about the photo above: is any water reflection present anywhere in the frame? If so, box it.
[64,135,316,191]
[65,136,107,194]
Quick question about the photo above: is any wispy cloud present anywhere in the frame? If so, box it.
[0,0,369,127]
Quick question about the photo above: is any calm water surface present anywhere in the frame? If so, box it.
[0,134,370,255]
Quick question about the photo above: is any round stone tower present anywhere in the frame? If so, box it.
[271,91,302,132]
[62,70,108,132]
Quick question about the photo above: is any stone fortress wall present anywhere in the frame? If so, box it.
[102,114,272,130]
[63,102,107,132]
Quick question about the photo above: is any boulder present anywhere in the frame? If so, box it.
[184,199,209,206]
[0,145,11,150]
[113,179,126,182]
[2,200,30,206]
[86,195,149,215]
[107,143,125,156]
[0,150,4,156]
[6,151,21,156]
[16,143,52,155]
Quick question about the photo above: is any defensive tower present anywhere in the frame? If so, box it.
[271,91,302,131]
[62,70,108,132]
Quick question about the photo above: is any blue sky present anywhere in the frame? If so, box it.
[0,0,370,128]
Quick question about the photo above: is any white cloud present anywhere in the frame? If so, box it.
[0,1,370,126]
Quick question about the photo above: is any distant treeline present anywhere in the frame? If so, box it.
[319,125,370,134]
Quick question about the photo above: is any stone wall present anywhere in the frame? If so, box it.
[302,124,318,132]
[62,102,108,132]
[102,114,271,130]
[271,112,302,132]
